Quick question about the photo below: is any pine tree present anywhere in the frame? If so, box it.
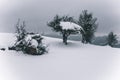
[14,19,27,51]
[48,15,78,45]
[78,10,98,43]
[107,32,118,47]
[15,19,27,42]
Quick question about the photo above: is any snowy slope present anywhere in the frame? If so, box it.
[0,33,120,80]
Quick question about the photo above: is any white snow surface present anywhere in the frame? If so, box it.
[0,33,120,80]
[60,21,83,31]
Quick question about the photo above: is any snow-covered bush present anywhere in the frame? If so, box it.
[24,34,47,55]
[9,20,47,55]
[78,10,98,43]
[11,33,47,55]
[107,32,118,47]
[48,15,84,45]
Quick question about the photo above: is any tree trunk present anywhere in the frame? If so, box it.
[63,33,68,45]
[81,34,87,43]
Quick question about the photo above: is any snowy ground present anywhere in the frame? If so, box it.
[0,33,120,80]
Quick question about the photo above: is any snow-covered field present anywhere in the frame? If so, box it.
[0,33,120,80]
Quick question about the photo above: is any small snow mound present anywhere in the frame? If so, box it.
[60,21,83,31]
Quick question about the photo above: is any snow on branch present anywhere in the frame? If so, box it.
[60,21,84,31]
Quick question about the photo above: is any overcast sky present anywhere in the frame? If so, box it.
[0,0,120,34]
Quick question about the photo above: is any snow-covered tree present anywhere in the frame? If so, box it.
[9,19,47,55]
[107,32,118,47]
[48,15,84,45]
[78,10,98,43]
[15,19,27,42]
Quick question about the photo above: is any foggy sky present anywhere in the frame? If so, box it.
[0,0,120,34]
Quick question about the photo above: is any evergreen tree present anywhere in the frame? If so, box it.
[14,19,27,51]
[48,15,79,45]
[78,10,98,43]
[107,32,118,47]
[15,19,27,42]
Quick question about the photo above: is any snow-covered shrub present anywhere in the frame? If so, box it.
[48,15,84,45]
[78,10,98,43]
[9,19,47,55]
[107,32,118,47]
[24,34,47,55]
[13,33,47,55]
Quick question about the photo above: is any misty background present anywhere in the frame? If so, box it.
[0,0,120,34]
